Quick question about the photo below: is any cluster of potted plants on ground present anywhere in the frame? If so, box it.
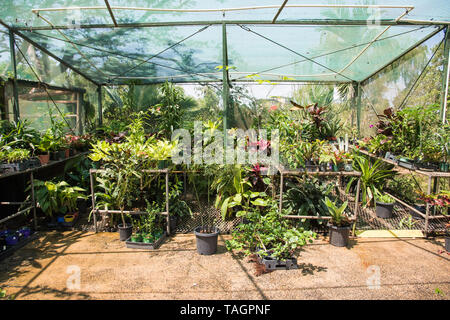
[0,117,92,174]
[356,105,449,172]
[0,226,33,255]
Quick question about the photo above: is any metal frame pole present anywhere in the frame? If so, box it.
[356,82,362,137]
[97,85,103,126]
[9,29,19,122]
[424,175,432,237]
[90,170,98,233]
[352,178,361,236]
[165,170,170,236]
[278,171,284,213]
[30,172,37,230]
[441,27,450,123]
[222,22,230,137]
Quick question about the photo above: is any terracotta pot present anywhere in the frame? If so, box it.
[65,149,70,158]
[38,153,50,165]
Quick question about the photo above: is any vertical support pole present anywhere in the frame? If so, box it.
[165,170,170,236]
[352,177,361,237]
[30,172,37,230]
[356,82,362,137]
[441,27,449,124]
[9,30,19,122]
[90,170,98,233]
[222,22,230,139]
[97,85,103,126]
[278,171,284,213]
[424,175,432,237]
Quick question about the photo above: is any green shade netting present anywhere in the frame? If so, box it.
[0,1,449,85]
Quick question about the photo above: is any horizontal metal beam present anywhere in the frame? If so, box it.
[361,25,446,84]
[0,19,100,86]
[13,19,450,31]
[14,78,86,93]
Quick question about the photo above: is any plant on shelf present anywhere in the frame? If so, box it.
[213,164,269,220]
[2,148,30,163]
[283,176,335,229]
[225,201,316,261]
[346,155,396,207]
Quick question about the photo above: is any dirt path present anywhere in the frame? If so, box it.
[0,231,448,300]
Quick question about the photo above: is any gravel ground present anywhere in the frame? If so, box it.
[0,231,448,300]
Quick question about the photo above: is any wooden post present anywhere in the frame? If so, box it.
[424,175,432,237]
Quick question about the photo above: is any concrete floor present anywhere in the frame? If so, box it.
[0,231,449,300]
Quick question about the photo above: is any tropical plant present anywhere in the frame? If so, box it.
[225,202,316,260]
[347,155,396,207]
[2,148,30,163]
[376,192,395,204]
[213,165,269,220]
[283,177,335,223]
[32,180,86,217]
[324,197,350,227]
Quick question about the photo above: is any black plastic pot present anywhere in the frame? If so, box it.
[50,150,66,161]
[194,226,219,255]
[375,201,394,219]
[118,224,133,241]
[329,224,350,247]
[77,198,88,215]
[410,205,426,220]
[445,236,450,252]
[169,216,178,233]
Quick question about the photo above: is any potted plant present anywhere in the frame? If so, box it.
[375,192,396,218]
[346,155,396,207]
[36,133,53,165]
[324,197,351,247]
[226,203,316,269]
[194,225,220,255]
[0,148,31,172]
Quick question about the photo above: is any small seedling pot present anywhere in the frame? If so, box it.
[64,214,75,223]
[157,160,169,169]
[194,226,219,255]
[118,224,133,241]
[328,224,350,247]
[5,234,19,246]
[375,201,395,219]
[18,227,31,238]
[131,233,143,243]
[38,153,50,165]
[343,163,353,172]
[440,162,449,172]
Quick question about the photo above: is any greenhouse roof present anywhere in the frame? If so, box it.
[0,1,449,86]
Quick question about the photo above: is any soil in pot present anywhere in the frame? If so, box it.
[375,201,395,219]
[329,224,350,247]
[118,224,133,241]
[194,226,219,255]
